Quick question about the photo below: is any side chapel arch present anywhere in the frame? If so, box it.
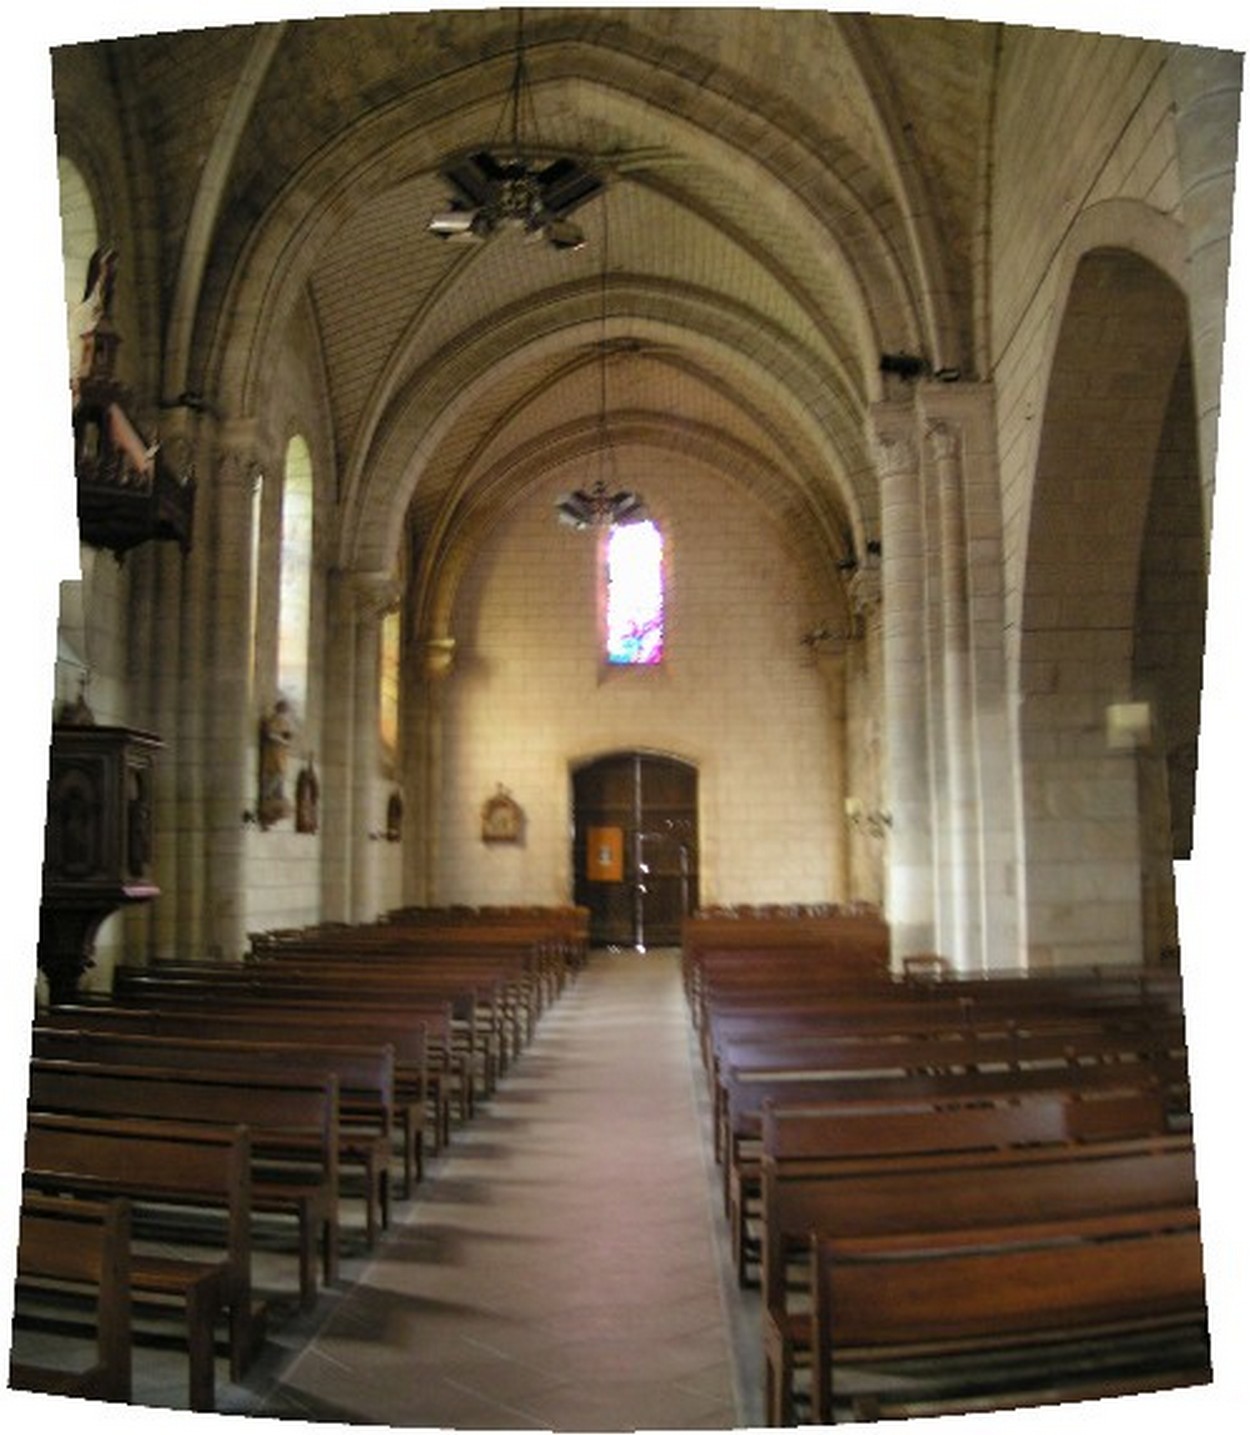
[1017,244,1203,968]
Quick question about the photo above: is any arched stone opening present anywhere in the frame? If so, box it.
[1018,248,1202,968]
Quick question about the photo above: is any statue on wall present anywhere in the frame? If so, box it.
[69,245,118,401]
[70,245,196,558]
[258,699,296,829]
[295,756,320,835]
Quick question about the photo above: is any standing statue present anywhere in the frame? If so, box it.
[295,756,320,835]
[69,245,118,400]
[258,699,296,829]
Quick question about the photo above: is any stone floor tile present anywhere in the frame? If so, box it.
[54,950,765,1428]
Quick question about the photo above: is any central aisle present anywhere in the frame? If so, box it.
[255,949,758,1430]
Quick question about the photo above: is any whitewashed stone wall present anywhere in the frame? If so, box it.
[431,460,845,909]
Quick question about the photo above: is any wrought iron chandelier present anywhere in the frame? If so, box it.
[555,196,647,531]
[428,11,602,251]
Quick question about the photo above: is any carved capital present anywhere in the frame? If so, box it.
[872,429,917,479]
[215,442,264,496]
[351,570,402,617]
[849,565,883,616]
[925,420,961,467]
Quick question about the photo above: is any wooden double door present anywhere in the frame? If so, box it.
[572,753,699,950]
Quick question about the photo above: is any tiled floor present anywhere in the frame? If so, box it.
[16,948,760,1429]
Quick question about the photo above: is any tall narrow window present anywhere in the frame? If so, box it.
[277,435,314,714]
[248,471,264,714]
[379,607,401,763]
[58,156,98,378]
[606,519,664,665]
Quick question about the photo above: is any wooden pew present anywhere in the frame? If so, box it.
[229,953,517,1095]
[718,1054,1190,1228]
[712,1017,1188,1173]
[760,1131,1199,1425]
[32,1028,395,1247]
[44,1002,440,1196]
[729,1086,1167,1288]
[113,963,484,1093]
[809,1216,1209,1423]
[27,1060,338,1310]
[9,1193,133,1404]
[110,965,480,1129]
[246,940,542,1066]
[21,1115,255,1411]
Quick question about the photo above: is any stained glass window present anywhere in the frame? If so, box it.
[277,436,313,715]
[606,519,664,665]
[379,608,401,760]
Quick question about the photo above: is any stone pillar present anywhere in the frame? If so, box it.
[928,419,981,968]
[147,539,184,960]
[815,649,850,900]
[845,565,885,909]
[201,430,264,960]
[169,421,211,960]
[409,634,456,905]
[319,568,356,923]
[115,417,208,964]
[923,381,1020,968]
[873,406,935,960]
[350,572,400,921]
[1167,48,1243,546]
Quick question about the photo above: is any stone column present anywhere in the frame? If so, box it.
[923,381,1020,968]
[845,565,885,909]
[410,634,457,905]
[873,406,935,960]
[319,568,356,923]
[350,572,400,921]
[169,421,211,959]
[147,538,184,961]
[814,649,850,900]
[201,429,264,960]
[928,419,981,968]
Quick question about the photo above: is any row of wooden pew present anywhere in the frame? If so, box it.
[10,907,585,1410]
[684,913,1210,1425]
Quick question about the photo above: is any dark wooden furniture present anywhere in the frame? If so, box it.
[10,1192,133,1403]
[38,723,161,1005]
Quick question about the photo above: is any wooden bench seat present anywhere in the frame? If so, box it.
[728,1086,1167,1288]
[32,1028,395,1247]
[713,1018,1188,1173]
[244,945,539,1073]
[761,1132,1200,1425]
[809,1216,1209,1423]
[44,1002,440,1196]
[21,1115,255,1411]
[27,1060,338,1310]
[10,1193,133,1404]
[112,966,487,1117]
[719,1055,1190,1225]
[234,956,518,1095]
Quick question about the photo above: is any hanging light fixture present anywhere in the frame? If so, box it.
[428,10,602,251]
[556,195,647,531]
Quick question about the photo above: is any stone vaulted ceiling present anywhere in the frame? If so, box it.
[57,7,998,617]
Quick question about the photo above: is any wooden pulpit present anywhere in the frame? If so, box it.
[38,723,162,1005]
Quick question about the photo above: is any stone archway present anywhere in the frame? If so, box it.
[1018,247,1201,968]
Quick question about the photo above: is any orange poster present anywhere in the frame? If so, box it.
[586,826,624,882]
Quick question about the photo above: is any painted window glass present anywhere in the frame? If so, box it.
[277,435,314,713]
[606,519,664,665]
[379,608,401,760]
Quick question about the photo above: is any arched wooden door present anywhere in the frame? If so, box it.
[572,753,699,950]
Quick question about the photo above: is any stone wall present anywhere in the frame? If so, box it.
[433,461,846,909]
